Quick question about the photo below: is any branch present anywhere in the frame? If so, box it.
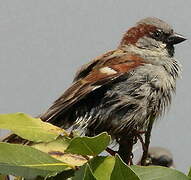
[141,116,155,165]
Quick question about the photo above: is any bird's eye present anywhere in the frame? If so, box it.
[152,29,163,39]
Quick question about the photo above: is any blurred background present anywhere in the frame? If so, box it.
[0,0,190,173]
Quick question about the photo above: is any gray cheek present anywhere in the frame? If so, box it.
[135,36,163,49]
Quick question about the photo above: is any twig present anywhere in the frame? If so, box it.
[106,147,117,156]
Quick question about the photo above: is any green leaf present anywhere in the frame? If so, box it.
[65,132,110,156]
[131,165,191,180]
[89,156,115,180]
[45,170,75,180]
[0,142,70,179]
[111,155,139,180]
[0,113,66,142]
[32,137,87,167]
[110,156,190,180]
[73,164,96,180]
[188,168,191,177]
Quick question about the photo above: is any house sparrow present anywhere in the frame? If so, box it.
[2,18,186,154]
[40,17,186,139]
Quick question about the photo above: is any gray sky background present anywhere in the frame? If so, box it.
[0,0,190,173]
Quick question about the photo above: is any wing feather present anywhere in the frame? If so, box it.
[40,51,145,125]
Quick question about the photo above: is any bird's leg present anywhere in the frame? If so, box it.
[132,128,147,152]
[134,132,147,152]
[106,147,117,156]
[117,134,135,165]
[141,116,155,165]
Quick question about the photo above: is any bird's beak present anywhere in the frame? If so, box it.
[167,33,187,45]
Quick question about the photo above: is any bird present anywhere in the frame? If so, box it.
[2,17,186,163]
[138,147,174,168]
[40,17,186,137]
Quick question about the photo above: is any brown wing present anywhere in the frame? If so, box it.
[40,50,145,124]
[73,50,116,82]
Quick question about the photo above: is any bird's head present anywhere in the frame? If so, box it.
[119,17,186,57]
